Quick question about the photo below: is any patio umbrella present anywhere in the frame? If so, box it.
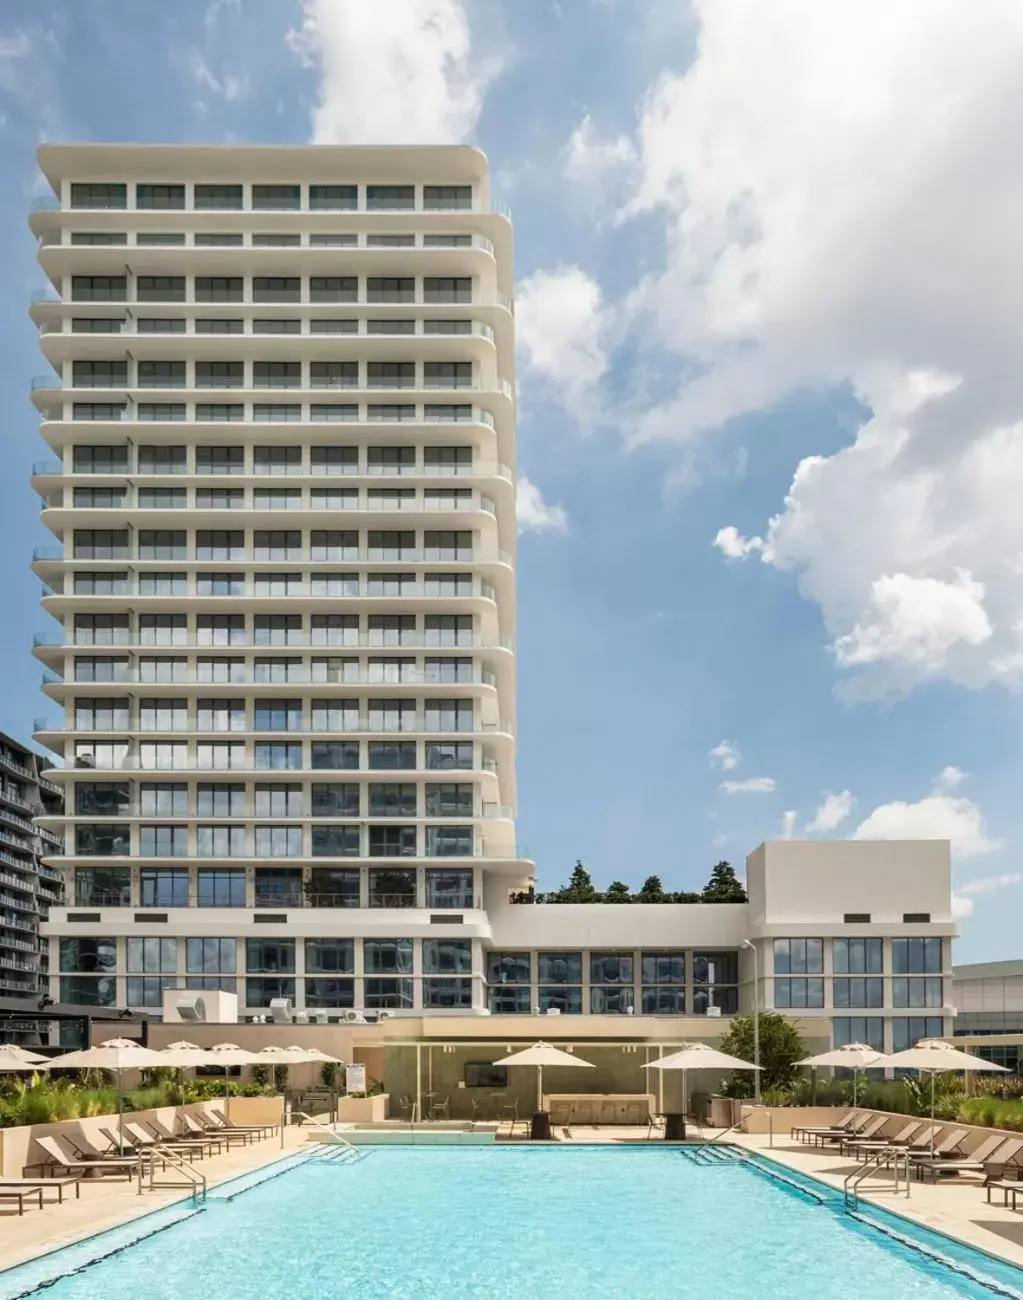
[47,1036,168,1151]
[872,1038,1009,1155]
[644,1042,761,1122]
[0,1047,50,1072]
[160,1040,211,1101]
[797,1043,883,1106]
[207,1042,263,1102]
[492,1042,594,1113]
[0,1044,48,1065]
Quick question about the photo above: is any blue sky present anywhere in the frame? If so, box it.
[2,0,1022,960]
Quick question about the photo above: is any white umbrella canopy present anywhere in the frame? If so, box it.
[48,1037,169,1150]
[643,1042,760,1123]
[160,1041,212,1068]
[872,1038,1009,1154]
[797,1042,884,1106]
[0,1045,48,1065]
[0,1047,50,1072]
[492,1042,594,1112]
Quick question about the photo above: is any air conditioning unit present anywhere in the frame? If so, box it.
[342,1009,366,1024]
[174,995,206,1023]
[377,1010,395,1021]
[308,1010,329,1025]
[706,1006,722,1018]
[269,998,293,1024]
[293,1011,309,1025]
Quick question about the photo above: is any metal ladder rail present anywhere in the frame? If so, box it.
[147,1146,207,1204]
[293,1110,365,1161]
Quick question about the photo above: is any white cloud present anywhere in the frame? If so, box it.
[780,810,797,839]
[951,893,974,921]
[853,795,1002,857]
[805,791,854,835]
[287,0,499,144]
[711,831,730,848]
[548,0,1023,696]
[189,50,246,102]
[563,115,636,183]
[516,266,608,408]
[516,477,568,535]
[720,777,775,795]
[713,526,765,560]
[708,739,740,772]
[935,766,968,791]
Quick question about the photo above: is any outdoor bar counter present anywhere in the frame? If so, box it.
[543,1094,654,1125]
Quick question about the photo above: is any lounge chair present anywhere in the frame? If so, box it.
[100,1122,205,1164]
[23,1135,139,1181]
[793,1110,860,1142]
[0,1186,43,1215]
[815,1114,888,1148]
[206,1107,279,1139]
[985,1166,1023,1209]
[145,1117,226,1155]
[180,1113,253,1147]
[913,1134,1023,1181]
[842,1119,924,1158]
[0,1176,80,1205]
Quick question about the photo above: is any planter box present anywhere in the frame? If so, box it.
[335,1094,389,1124]
[740,1105,851,1134]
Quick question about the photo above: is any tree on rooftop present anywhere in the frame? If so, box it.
[701,860,748,903]
[603,880,632,904]
[638,875,665,901]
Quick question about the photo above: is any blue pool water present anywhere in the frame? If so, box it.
[6,1147,1023,1299]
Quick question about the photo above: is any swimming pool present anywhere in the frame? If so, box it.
[4,1146,1023,1299]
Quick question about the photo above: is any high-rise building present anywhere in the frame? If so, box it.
[0,732,63,1019]
[29,144,530,1016]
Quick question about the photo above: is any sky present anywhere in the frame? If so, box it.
[0,0,1021,961]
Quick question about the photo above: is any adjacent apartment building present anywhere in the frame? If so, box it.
[28,144,958,1058]
[0,732,64,1013]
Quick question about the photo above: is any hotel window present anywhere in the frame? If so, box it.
[591,952,635,1014]
[138,403,187,421]
[75,782,130,816]
[253,784,301,818]
[74,614,130,645]
[199,825,248,857]
[75,571,129,596]
[72,275,127,302]
[254,867,303,908]
[641,952,685,1014]
[423,185,472,211]
[537,952,582,1014]
[74,486,127,508]
[75,657,130,683]
[59,937,116,1007]
[245,939,296,1007]
[425,826,474,857]
[139,742,189,770]
[139,529,187,560]
[312,741,360,770]
[426,783,474,816]
[425,868,474,909]
[833,938,882,974]
[72,315,126,330]
[488,951,531,1013]
[195,784,245,817]
[139,867,189,907]
[367,616,415,647]
[424,276,472,305]
[75,740,130,768]
[197,445,245,475]
[305,939,355,1007]
[892,938,942,975]
[307,867,360,908]
[369,784,416,817]
[137,614,187,647]
[197,869,246,908]
[893,977,943,1008]
[127,937,178,1006]
[139,698,188,732]
[311,699,358,732]
[196,742,245,771]
[311,446,358,475]
[311,826,360,857]
[367,185,415,211]
[892,1017,943,1053]
[252,184,300,209]
[194,184,243,209]
[310,530,358,562]
[310,573,359,599]
[136,316,185,331]
[364,939,414,1009]
[424,616,473,648]
[253,698,302,731]
[73,444,129,473]
[369,826,417,858]
[832,977,883,1009]
[424,531,472,562]
[139,825,188,858]
[186,937,237,993]
[194,698,244,732]
[74,867,130,907]
[71,183,127,208]
[833,1017,885,1052]
[74,697,130,731]
[424,700,473,732]
[73,359,128,389]
[195,276,243,302]
[368,698,416,732]
[75,824,130,856]
[74,529,129,559]
[136,277,186,304]
[255,826,303,857]
[254,657,305,682]
[775,977,825,1010]
[773,938,823,974]
[309,184,357,210]
[368,868,416,907]
[138,783,188,817]
[426,742,473,771]
[692,951,739,1015]
[138,657,188,683]
[367,656,416,683]
[423,939,473,1008]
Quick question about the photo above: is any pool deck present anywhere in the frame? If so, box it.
[0,1127,310,1275]
[5,1121,1023,1284]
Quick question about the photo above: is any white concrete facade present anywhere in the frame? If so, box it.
[27,144,958,1056]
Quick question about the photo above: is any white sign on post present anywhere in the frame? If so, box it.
[345,1063,367,1095]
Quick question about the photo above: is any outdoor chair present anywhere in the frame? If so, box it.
[430,1095,452,1120]
[913,1134,1023,1181]
[0,1176,80,1205]
[181,1113,253,1146]
[23,1135,139,1181]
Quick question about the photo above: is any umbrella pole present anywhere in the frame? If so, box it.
[537,1063,543,1114]
[853,1068,858,1108]
[930,1071,935,1156]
